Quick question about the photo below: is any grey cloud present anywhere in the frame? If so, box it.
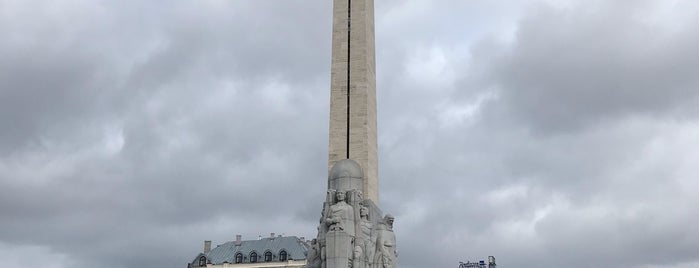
[2,1,699,268]
[1,1,332,267]
[376,1,699,268]
[483,1,699,133]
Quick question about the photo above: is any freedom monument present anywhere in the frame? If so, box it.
[306,0,398,267]
[187,1,396,267]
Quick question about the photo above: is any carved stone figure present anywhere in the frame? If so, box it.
[355,205,374,267]
[319,200,329,268]
[325,191,355,237]
[374,215,397,268]
[308,187,396,268]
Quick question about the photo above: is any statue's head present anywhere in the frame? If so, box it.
[336,191,346,202]
[360,206,369,217]
[384,214,395,229]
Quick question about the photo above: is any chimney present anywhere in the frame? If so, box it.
[204,241,211,254]
[235,235,242,246]
[270,233,275,239]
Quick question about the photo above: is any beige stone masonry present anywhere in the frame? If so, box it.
[328,0,378,204]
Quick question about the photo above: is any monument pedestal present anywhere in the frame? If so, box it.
[326,231,353,268]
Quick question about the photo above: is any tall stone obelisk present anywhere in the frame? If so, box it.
[328,0,378,205]
[310,4,396,268]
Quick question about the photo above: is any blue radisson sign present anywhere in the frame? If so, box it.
[459,256,496,268]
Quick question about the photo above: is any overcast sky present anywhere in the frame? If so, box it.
[2,0,699,267]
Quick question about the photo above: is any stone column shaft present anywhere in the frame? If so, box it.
[328,0,378,204]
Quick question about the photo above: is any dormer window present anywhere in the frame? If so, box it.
[235,253,243,263]
[250,252,258,263]
[279,250,288,261]
[264,251,273,262]
[198,256,206,266]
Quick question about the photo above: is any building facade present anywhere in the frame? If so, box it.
[188,235,308,268]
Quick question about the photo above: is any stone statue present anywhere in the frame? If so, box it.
[307,159,397,268]
[319,200,329,268]
[353,205,374,267]
[374,215,397,268]
[325,191,355,237]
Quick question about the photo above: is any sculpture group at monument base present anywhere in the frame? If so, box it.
[307,159,397,268]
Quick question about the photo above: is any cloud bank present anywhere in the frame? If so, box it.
[1,1,698,267]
